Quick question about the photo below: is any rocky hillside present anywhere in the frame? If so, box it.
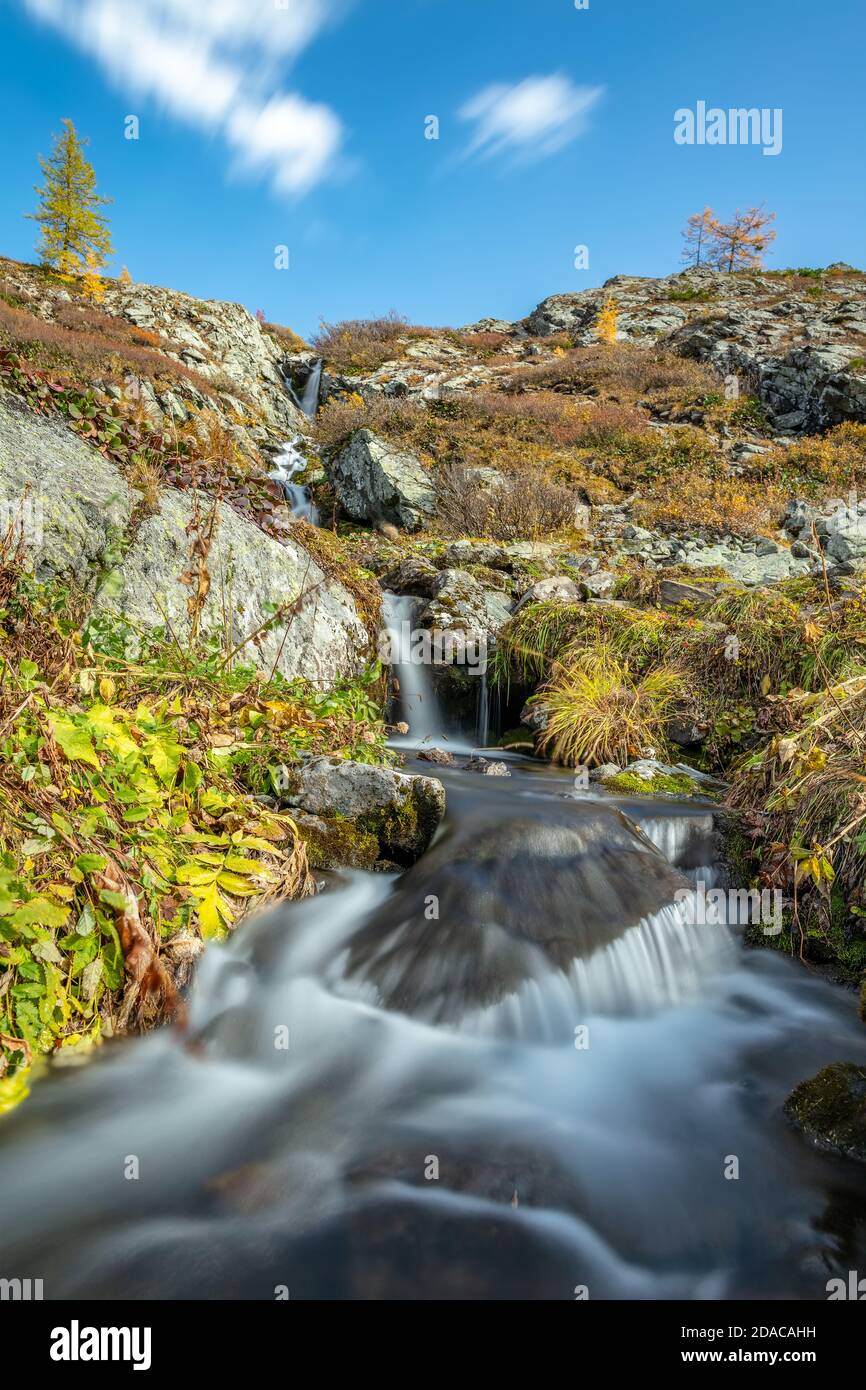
[2,252,866,1103]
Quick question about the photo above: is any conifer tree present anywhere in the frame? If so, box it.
[81,250,106,304]
[27,119,113,277]
[595,294,619,344]
[118,266,133,285]
[681,207,716,267]
[708,206,776,273]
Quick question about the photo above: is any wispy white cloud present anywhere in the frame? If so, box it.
[19,0,345,194]
[459,74,604,164]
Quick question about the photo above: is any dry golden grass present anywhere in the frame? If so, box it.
[535,647,683,767]
[508,341,718,400]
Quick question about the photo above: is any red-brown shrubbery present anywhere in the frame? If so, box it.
[0,298,230,401]
[435,461,578,541]
[312,312,409,372]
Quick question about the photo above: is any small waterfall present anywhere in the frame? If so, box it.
[281,359,323,419]
[269,439,321,525]
[456,902,736,1040]
[632,811,720,885]
[382,591,448,748]
[298,360,323,417]
[476,668,489,747]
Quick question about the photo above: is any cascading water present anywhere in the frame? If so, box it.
[269,360,325,523]
[297,359,323,418]
[381,590,451,749]
[280,358,323,420]
[476,667,489,747]
[1,738,865,1299]
[269,440,321,525]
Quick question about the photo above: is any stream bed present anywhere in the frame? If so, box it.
[0,742,865,1300]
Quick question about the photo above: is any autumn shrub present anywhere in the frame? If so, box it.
[435,461,577,541]
[264,321,309,353]
[312,312,410,373]
[53,301,179,353]
[451,330,511,354]
[0,298,229,401]
[744,423,866,497]
[509,342,717,400]
[458,389,649,448]
[315,393,426,452]
[633,474,787,535]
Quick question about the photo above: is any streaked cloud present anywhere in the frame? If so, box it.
[459,74,604,164]
[19,0,344,194]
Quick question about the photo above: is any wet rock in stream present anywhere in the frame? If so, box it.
[343,806,689,1023]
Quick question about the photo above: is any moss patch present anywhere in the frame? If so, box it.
[297,814,380,871]
[602,770,707,798]
[784,1063,866,1163]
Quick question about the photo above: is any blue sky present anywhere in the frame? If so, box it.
[1,0,864,337]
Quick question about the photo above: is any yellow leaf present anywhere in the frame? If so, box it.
[217,871,263,896]
[47,882,75,900]
[191,881,234,938]
[99,676,116,702]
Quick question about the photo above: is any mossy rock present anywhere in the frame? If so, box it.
[464,563,513,594]
[284,756,446,866]
[296,812,380,870]
[602,770,706,798]
[784,1063,866,1164]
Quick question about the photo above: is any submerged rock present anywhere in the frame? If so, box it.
[463,756,511,776]
[280,756,446,864]
[416,747,457,765]
[785,1063,866,1164]
[344,807,689,1022]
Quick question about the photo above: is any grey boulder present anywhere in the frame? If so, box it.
[327,429,435,531]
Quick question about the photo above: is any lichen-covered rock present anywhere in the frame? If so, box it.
[0,393,134,588]
[281,756,446,862]
[421,568,511,639]
[513,576,585,612]
[439,540,512,572]
[785,1063,866,1164]
[327,429,435,531]
[526,265,866,432]
[92,488,372,689]
[578,570,616,599]
[658,578,719,607]
[380,555,441,597]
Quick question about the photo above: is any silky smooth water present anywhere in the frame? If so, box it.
[0,746,864,1301]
